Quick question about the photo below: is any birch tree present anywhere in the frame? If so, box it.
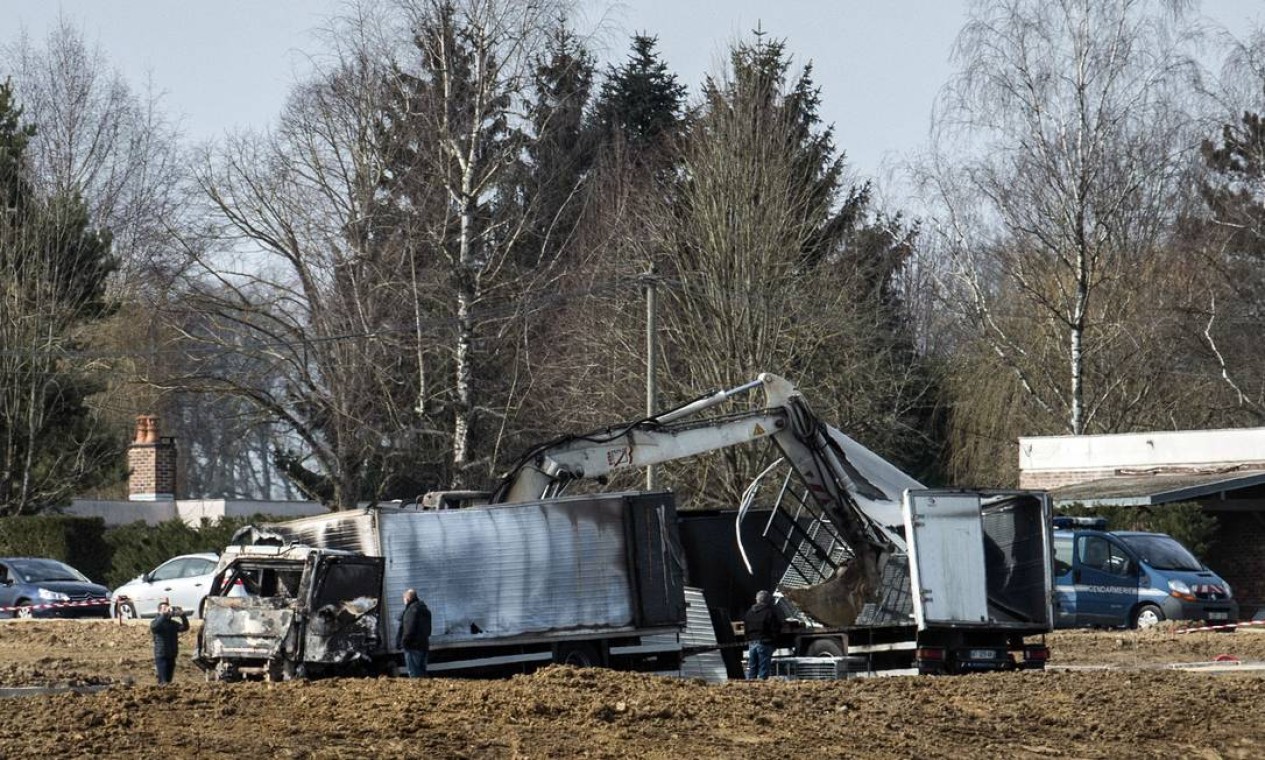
[176,0,576,505]
[923,0,1201,461]
[374,0,571,486]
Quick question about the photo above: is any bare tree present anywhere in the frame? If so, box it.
[4,18,189,294]
[172,0,578,506]
[923,0,1204,456]
[1188,25,1265,424]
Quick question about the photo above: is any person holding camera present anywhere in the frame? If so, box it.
[151,600,190,685]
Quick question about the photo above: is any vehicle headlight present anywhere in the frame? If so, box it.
[1167,579,1195,601]
[1223,581,1232,599]
[37,588,70,601]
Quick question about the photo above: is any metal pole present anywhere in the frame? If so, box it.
[645,265,658,490]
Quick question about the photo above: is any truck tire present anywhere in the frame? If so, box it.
[554,642,601,668]
[805,638,845,658]
[1133,603,1164,630]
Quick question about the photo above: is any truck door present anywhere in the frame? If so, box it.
[905,491,990,627]
[1073,535,1139,626]
[302,556,386,666]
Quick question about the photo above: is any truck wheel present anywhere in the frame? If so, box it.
[805,639,845,658]
[1133,604,1164,630]
[555,642,601,668]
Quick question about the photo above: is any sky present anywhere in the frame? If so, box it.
[5,0,1265,195]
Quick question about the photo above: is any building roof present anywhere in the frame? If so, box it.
[1050,470,1265,507]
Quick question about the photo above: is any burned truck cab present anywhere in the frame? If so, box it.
[195,545,385,681]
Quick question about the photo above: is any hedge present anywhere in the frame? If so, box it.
[0,513,288,588]
[0,516,111,583]
[102,515,275,587]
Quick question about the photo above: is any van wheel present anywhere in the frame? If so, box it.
[1133,604,1164,629]
[116,601,138,620]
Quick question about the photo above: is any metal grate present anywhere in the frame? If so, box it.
[854,555,915,627]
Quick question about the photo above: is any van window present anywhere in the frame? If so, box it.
[1079,536,1132,576]
[1118,534,1202,571]
[1053,535,1073,575]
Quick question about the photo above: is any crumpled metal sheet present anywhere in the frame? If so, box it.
[201,597,295,659]
[304,596,380,664]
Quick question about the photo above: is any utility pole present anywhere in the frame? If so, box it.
[644,265,658,490]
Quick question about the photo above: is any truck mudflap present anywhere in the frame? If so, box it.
[197,597,295,665]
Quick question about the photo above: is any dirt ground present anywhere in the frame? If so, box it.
[2,620,1264,759]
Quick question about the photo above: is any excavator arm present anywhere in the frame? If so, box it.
[492,373,918,625]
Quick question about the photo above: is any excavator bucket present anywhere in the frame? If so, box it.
[781,558,874,628]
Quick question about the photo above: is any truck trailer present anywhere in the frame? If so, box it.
[194,491,688,680]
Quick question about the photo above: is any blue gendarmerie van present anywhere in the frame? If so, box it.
[1052,518,1237,629]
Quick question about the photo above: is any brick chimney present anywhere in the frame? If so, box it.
[127,414,177,501]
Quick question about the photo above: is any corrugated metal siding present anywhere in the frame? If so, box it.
[378,495,636,646]
[679,588,727,683]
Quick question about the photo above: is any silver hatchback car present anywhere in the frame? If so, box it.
[111,553,219,619]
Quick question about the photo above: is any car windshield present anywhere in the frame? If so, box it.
[1118,535,1203,572]
[10,559,90,583]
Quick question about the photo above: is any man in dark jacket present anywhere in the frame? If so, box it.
[396,588,432,677]
[150,600,190,684]
[742,590,782,680]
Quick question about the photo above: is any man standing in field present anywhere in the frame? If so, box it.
[397,588,432,677]
[743,590,782,680]
[150,600,189,684]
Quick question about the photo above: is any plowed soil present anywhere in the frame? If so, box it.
[2,619,1264,759]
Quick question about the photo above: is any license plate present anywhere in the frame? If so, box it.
[969,649,997,660]
[1208,612,1229,620]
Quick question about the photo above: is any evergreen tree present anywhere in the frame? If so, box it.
[591,34,686,156]
[0,79,122,514]
[511,20,597,265]
[654,33,931,503]
[1200,105,1265,259]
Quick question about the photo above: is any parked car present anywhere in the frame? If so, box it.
[0,557,111,619]
[1053,526,1236,629]
[111,552,219,619]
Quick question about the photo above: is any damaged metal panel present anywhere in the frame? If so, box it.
[623,494,687,628]
[905,490,1053,631]
[302,558,384,664]
[200,597,295,660]
[240,510,381,554]
[377,493,660,647]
